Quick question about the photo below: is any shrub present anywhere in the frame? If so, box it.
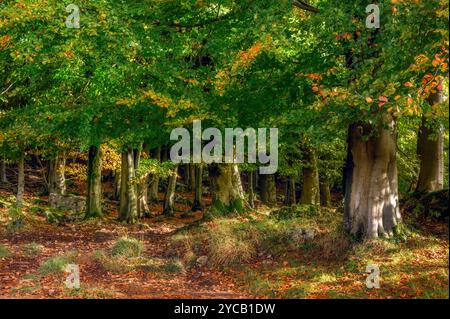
[207,219,258,267]
[111,237,143,258]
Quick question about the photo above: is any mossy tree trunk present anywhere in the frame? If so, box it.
[259,174,276,205]
[416,89,444,192]
[300,148,320,205]
[192,164,203,211]
[16,151,25,208]
[320,179,331,207]
[163,166,178,216]
[344,115,402,239]
[86,146,103,218]
[209,163,246,211]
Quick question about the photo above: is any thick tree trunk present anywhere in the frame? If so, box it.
[259,174,276,205]
[300,148,320,205]
[86,146,102,218]
[344,115,402,239]
[119,148,139,223]
[320,179,331,207]
[192,164,203,211]
[16,151,25,208]
[209,163,246,211]
[163,166,178,216]
[248,171,255,208]
[0,157,8,183]
[416,89,444,192]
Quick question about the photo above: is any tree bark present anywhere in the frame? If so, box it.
[344,115,402,239]
[0,157,8,183]
[86,146,102,218]
[248,171,255,208]
[163,166,178,215]
[48,154,66,195]
[148,147,161,203]
[119,148,139,223]
[16,151,25,208]
[259,174,276,205]
[284,176,296,206]
[209,163,246,211]
[192,164,203,211]
[189,164,196,191]
[113,168,121,201]
[416,89,444,192]
[300,148,320,205]
[320,179,331,207]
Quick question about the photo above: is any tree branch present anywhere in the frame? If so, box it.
[293,0,319,13]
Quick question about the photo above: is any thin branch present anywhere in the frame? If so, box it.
[0,81,16,96]
[293,0,319,13]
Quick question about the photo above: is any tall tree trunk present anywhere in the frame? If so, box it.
[113,168,121,201]
[163,166,178,216]
[300,148,320,205]
[0,157,8,183]
[47,154,66,195]
[192,164,203,211]
[189,164,196,191]
[16,151,25,208]
[344,115,402,239]
[416,89,444,192]
[259,174,276,205]
[133,149,150,218]
[248,171,255,208]
[118,148,139,223]
[284,176,297,206]
[209,163,246,211]
[86,146,102,218]
[320,179,331,207]
[148,147,161,203]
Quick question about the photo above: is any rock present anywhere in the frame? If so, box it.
[196,256,208,266]
[48,193,86,213]
[304,229,315,240]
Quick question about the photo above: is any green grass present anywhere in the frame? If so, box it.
[0,244,11,258]
[38,252,77,276]
[111,237,143,258]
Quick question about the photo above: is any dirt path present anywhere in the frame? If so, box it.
[0,214,255,299]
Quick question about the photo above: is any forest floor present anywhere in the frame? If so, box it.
[0,178,448,299]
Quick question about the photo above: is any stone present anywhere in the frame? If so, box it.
[196,256,208,266]
[304,229,315,240]
[48,193,86,213]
